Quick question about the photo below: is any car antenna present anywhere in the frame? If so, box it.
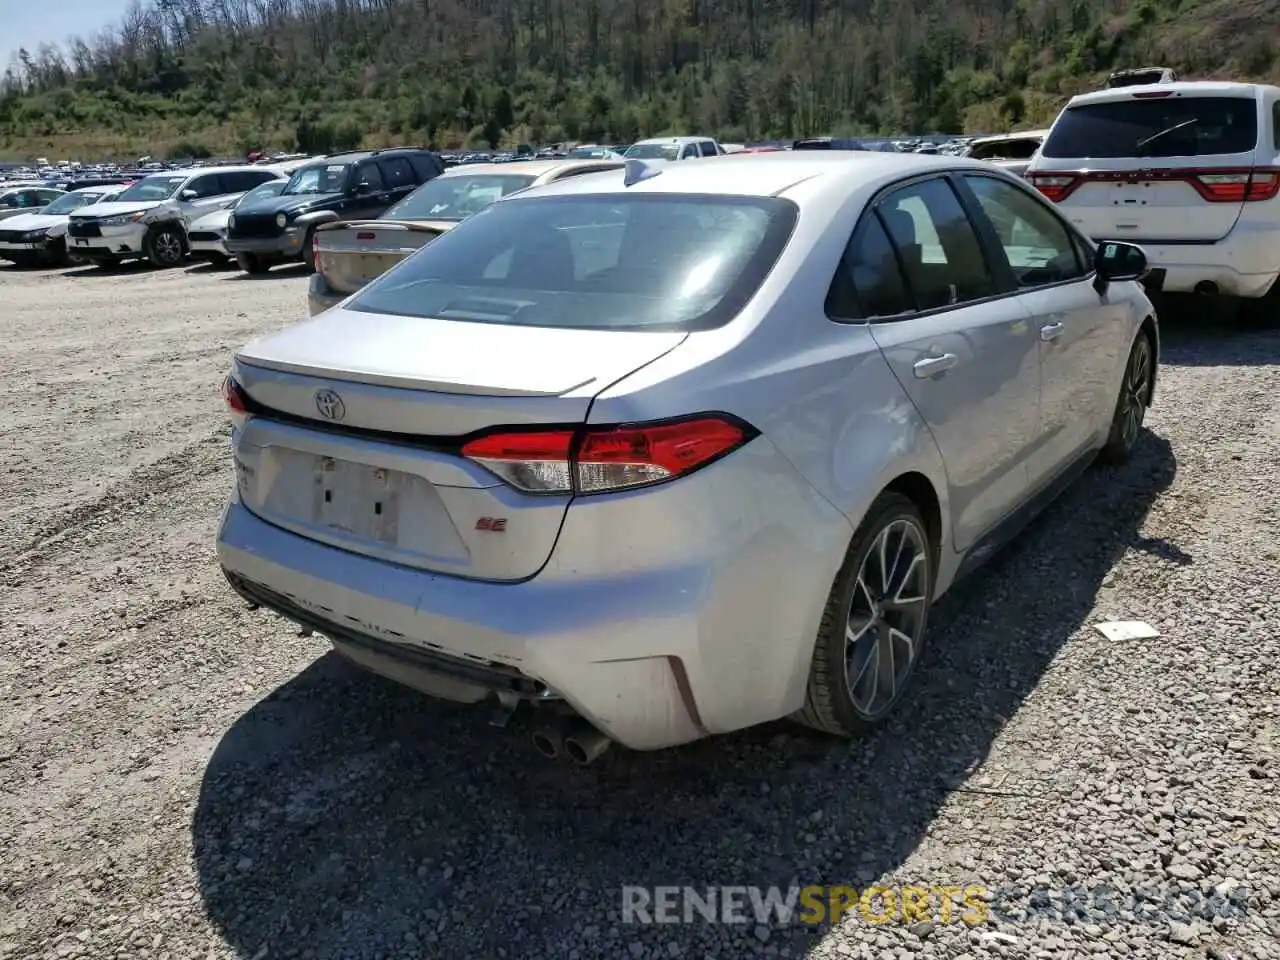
[622,158,662,187]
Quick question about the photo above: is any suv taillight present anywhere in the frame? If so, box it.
[1027,173,1079,202]
[461,415,757,495]
[1189,170,1280,203]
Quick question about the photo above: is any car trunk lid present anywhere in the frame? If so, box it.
[314,219,455,296]
[230,306,685,580]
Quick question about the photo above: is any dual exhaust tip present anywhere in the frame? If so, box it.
[531,720,612,765]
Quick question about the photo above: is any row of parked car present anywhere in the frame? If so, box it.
[5,70,1280,326]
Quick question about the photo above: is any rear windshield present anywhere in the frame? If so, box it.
[347,194,798,332]
[43,191,107,214]
[384,174,536,221]
[1042,97,1258,159]
[236,180,287,208]
[968,137,1042,160]
[624,143,681,161]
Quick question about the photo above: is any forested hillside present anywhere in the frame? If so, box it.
[2,0,1278,159]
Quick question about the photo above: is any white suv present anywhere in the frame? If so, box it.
[66,165,283,268]
[1025,81,1280,317]
[623,137,725,161]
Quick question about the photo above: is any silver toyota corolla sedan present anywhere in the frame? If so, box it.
[216,152,1158,762]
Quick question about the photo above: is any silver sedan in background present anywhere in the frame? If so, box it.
[216,152,1158,763]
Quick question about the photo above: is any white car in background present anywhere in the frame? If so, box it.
[964,130,1049,178]
[188,178,289,266]
[0,184,126,266]
[66,165,288,268]
[623,136,726,160]
[0,185,65,222]
[1026,80,1280,319]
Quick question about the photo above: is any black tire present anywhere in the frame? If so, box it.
[146,225,186,268]
[1239,285,1280,327]
[794,491,935,738]
[236,253,271,275]
[1099,331,1154,465]
[301,226,317,272]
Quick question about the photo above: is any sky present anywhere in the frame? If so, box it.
[3,0,134,68]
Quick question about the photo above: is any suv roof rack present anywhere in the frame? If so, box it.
[1105,67,1178,89]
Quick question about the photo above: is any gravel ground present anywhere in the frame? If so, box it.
[0,262,1276,960]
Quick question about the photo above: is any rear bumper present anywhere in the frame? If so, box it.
[215,436,851,750]
[226,229,306,258]
[189,236,228,257]
[1095,226,1280,298]
[307,272,349,315]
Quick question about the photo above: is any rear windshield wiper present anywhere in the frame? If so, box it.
[1135,118,1198,155]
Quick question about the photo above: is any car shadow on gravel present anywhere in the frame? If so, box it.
[222,263,310,281]
[193,434,1178,959]
[60,261,154,279]
[1154,294,1280,366]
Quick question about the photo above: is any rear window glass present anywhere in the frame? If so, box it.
[1042,97,1258,159]
[967,137,1042,161]
[347,194,798,332]
[384,174,536,221]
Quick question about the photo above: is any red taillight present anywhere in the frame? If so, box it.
[1130,90,1175,99]
[460,415,755,495]
[356,231,376,240]
[221,375,248,413]
[1189,170,1280,203]
[1027,173,1079,202]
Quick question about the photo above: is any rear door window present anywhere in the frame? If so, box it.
[377,157,416,189]
[1042,96,1259,159]
[355,162,385,191]
[877,178,997,309]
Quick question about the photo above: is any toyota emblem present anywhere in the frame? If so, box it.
[314,389,346,421]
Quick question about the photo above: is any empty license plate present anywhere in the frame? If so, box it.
[313,456,404,543]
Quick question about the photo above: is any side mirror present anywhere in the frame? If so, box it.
[1093,241,1148,294]
[180,189,199,201]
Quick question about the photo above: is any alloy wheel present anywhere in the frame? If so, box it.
[155,232,182,265]
[844,518,930,719]
[1119,338,1152,450]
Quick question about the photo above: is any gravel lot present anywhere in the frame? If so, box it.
[0,261,1276,960]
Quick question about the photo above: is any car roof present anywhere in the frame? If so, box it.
[969,129,1050,145]
[439,158,624,180]
[1067,81,1280,106]
[517,151,996,202]
[630,136,714,145]
[137,165,270,178]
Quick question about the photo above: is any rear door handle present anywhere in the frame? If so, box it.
[912,353,958,378]
[1040,321,1065,342]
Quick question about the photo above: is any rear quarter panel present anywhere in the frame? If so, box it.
[583,188,953,724]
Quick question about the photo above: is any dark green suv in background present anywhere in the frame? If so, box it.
[224,147,445,274]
